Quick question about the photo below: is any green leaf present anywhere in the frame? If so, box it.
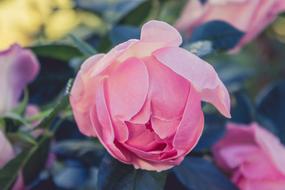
[2,112,31,128]
[69,34,97,56]
[35,94,69,130]
[0,133,52,190]
[75,0,148,24]
[190,21,244,51]
[0,150,30,190]
[23,135,51,183]
[31,44,82,61]
[256,81,285,144]
[173,157,238,190]
[97,154,167,190]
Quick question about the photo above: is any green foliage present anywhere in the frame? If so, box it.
[97,154,167,190]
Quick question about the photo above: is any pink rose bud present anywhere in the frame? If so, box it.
[0,44,40,115]
[70,20,230,171]
[213,123,285,190]
[0,130,25,190]
[176,0,285,51]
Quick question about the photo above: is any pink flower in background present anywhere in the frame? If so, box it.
[0,130,24,190]
[175,0,285,51]
[70,20,230,171]
[0,44,39,115]
[213,123,285,190]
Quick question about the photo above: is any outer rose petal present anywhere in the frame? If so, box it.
[117,20,183,62]
[141,20,182,47]
[90,78,131,163]
[70,54,105,136]
[173,85,204,154]
[0,44,39,115]
[153,47,231,118]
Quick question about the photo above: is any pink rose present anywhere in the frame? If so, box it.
[0,130,25,190]
[175,0,285,51]
[0,44,40,115]
[212,123,285,190]
[70,20,230,171]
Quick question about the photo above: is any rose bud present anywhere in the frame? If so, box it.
[70,20,230,171]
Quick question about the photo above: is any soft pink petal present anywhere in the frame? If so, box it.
[145,56,190,119]
[173,85,204,154]
[107,57,149,120]
[151,116,181,139]
[153,47,231,118]
[130,100,151,124]
[90,40,138,77]
[70,54,105,137]
[117,20,182,62]
[90,78,131,162]
[141,20,182,47]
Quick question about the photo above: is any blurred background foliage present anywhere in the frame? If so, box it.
[1,0,285,190]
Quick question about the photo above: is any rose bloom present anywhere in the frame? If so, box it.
[0,44,39,115]
[175,0,285,51]
[70,20,230,171]
[213,123,285,190]
[0,130,24,190]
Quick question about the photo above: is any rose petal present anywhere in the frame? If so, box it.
[91,39,139,77]
[173,85,204,154]
[90,78,131,162]
[145,56,190,119]
[141,20,182,47]
[153,47,231,118]
[117,20,182,62]
[70,54,104,136]
[107,57,149,120]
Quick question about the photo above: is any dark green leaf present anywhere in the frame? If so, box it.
[256,81,285,144]
[23,136,51,184]
[173,157,238,190]
[75,0,148,24]
[31,44,82,61]
[231,91,255,124]
[190,21,244,51]
[0,134,52,190]
[194,113,226,151]
[98,154,166,190]
[53,140,104,165]
[0,150,30,190]
[119,0,152,26]
[35,95,69,130]
[110,26,140,46]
